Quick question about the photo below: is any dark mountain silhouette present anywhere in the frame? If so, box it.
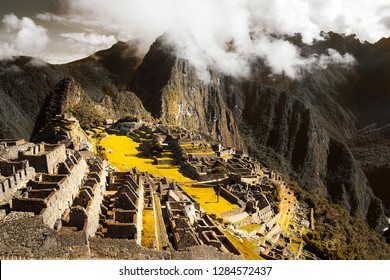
[0,40,151,139]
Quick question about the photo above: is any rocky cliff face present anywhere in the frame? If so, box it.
[349,124,390,217]
[130,40,242,148]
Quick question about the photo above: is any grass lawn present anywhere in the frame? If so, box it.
[224,230,263,260]
[141,209,155,248]
[98,135,193,183]
[181,185,239,215]
[238,223,262,233]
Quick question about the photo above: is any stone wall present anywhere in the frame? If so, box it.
[0,160,35,205]
[181,161,200,180]
[83,159,107,237]
[0,139,25,148]
[257,205,273,222]
[89,238,170,260]
[12,153,88,229]
[106,223,137,239]
[0,215,89,259]
[18,144,67,174]
[0,160,25,176]
[41,155,88,228]
[219,187,240,205]
[135,173,144,245]
[154,194,169,249]
[100,171,143,241]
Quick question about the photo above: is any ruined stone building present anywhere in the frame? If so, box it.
[32,114,92,151]
[99,171,142,240]
[60,156,107,237]
[0,159,35,205]
[97,169,172,250]
[225,183,274,223]
[0,126,286,260]
[165,189,240,255]
[1,141,107,249]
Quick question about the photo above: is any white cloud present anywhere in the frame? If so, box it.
[0,42,15,60]
[36,12,70,25]
[26,58,48,67]
[317,49,356,69]
[58,32,117,61]
[0,14,49,59]
[4,1,388,78]
[61,32,116,47]
[57,0,388,80]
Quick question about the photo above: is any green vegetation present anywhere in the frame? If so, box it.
[71,100,105,130]
[290,183,390,259]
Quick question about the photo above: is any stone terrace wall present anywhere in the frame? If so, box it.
[0,216,89,259]
[42,155,88,227]
[0,160,35,205]
[89,238,170,260]
[18,144,66,174]
[12,156,88,225]
[220,187,241,205]
[172,245,243,260]
[41,156,88,228]
[0,139,25,150]
[0,160,25,176]
[82,159,107,237]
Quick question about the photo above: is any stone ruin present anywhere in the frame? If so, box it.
[165,190,241,255]
[0,129,290,260]
[225,184,274,223]
[32,114,92,151]
[0,140,108,259]
[0,159,35,205]
[11,149,88,229]
[98,171,141,240]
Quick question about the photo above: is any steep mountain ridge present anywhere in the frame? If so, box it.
[129,35,389,231]
[130,40,242,147]
[0,40,150,139]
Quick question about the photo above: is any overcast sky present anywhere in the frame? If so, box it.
[1,0,390,79]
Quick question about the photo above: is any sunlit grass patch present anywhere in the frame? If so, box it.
[155,157,174,161]
[224,230,262,260]
[239,223,261,233]
[181,185,239,215]
[141,209,155,248]
[98,135,193,182]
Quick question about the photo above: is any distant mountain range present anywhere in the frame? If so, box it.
[1,32,389,239]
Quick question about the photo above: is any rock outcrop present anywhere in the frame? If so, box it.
[130,40,242,148]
